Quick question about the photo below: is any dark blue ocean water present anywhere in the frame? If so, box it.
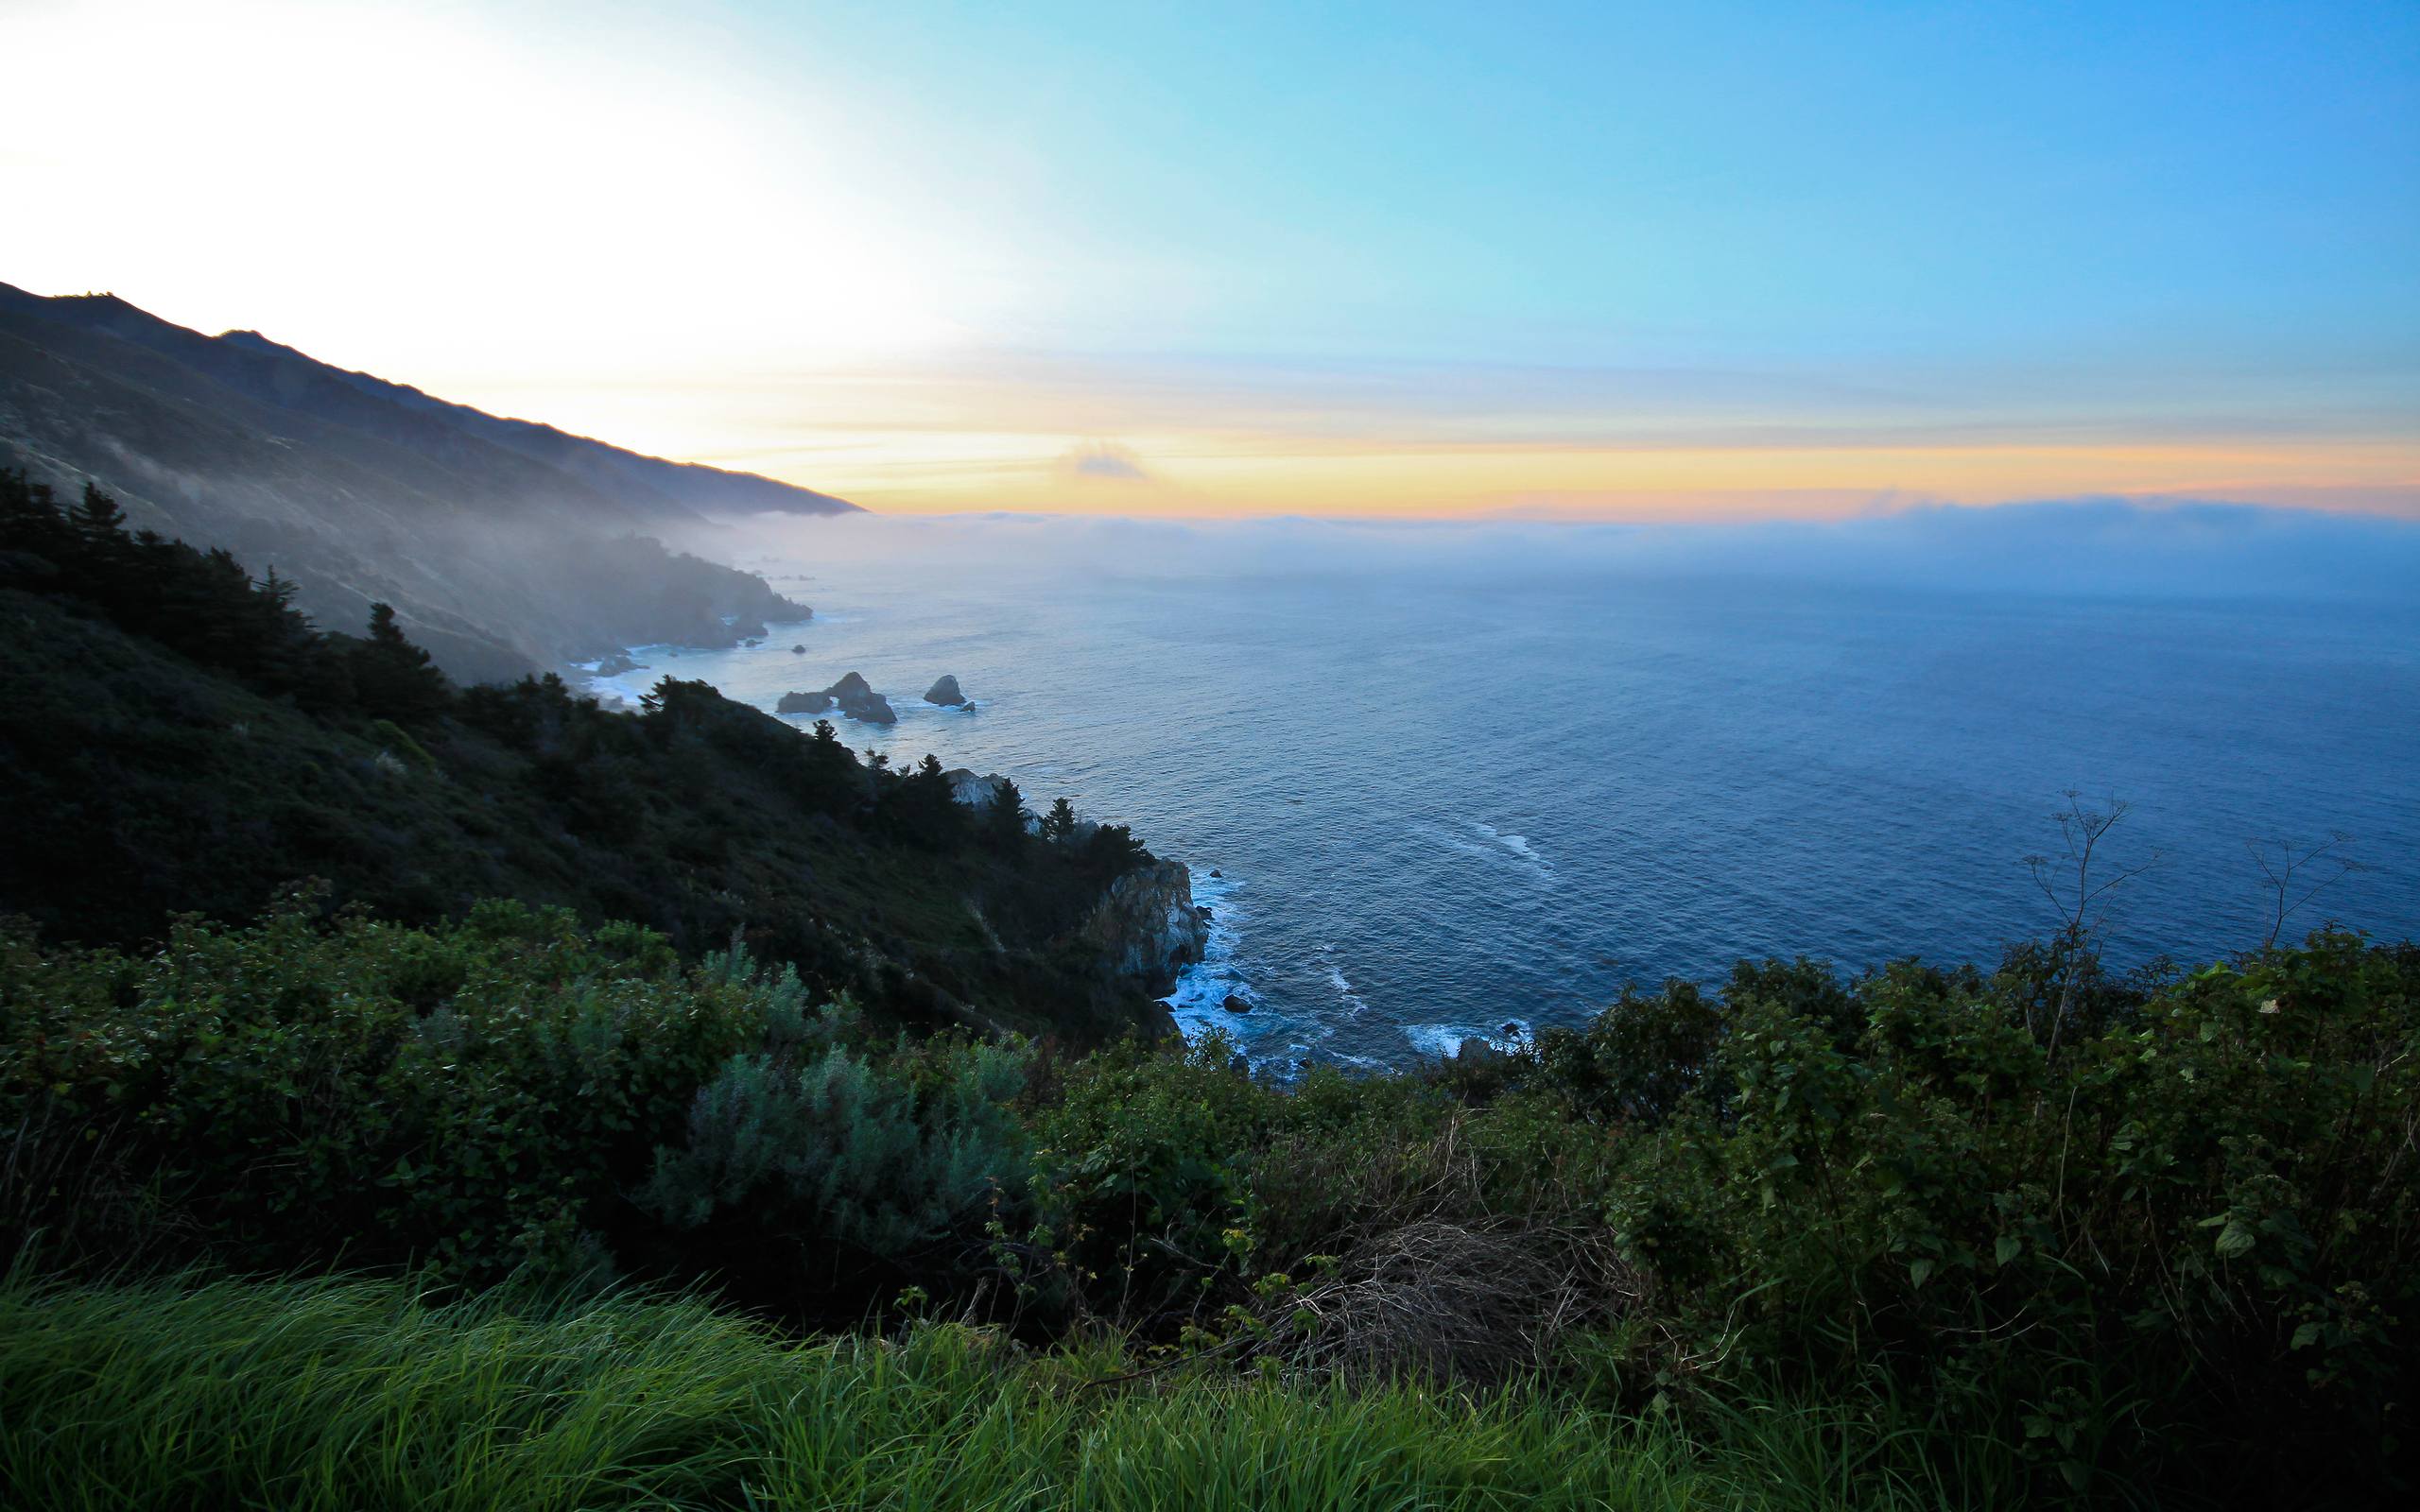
[594,515,2420,1072]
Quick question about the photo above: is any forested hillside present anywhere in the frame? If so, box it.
[0,468,1169,1042]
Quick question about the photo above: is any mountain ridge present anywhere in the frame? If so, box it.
[210,324,856,519]
[0,282,854,679]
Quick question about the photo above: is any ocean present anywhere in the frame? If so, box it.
[589,510,2420,1073]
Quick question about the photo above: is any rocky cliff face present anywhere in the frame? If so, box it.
[1083,860,1210,991]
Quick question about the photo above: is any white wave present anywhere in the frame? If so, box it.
[1402,1019,1530,1059]
[1162,872,1345,1080]
[1313,943,1370,1016]
[1325,965,1369,1015]
[1408,821,1554,881]
[1407,821,1501,863]
[1162,868,1256,1042]
[1472,821,1550,869]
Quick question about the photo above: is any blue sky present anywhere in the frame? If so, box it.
[8,0,2415,513]
[740,1,2419,365]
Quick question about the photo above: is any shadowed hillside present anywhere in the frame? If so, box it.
[0,469,1177,1045]
[0,284,850,680]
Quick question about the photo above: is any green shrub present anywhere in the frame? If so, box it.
[1028,1033,1279,1323]
[0,896,805,1281]
[637,1033,1032,1279]
[1562,936,2419,1500]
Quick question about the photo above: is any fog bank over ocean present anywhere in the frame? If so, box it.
[703,497,2420,601]
[627,499,2418,1072]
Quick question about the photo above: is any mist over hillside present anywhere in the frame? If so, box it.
[0,283,853,679]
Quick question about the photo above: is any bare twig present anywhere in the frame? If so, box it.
[2023,792,2161,1060]
[2246,833,2365,950]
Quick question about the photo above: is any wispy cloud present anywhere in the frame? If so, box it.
[1060,441,1150,482]
[509,346,2420,520]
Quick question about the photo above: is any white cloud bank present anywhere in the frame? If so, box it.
[703,497,2420,605]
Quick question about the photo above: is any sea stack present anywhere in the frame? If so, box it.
[825,672,896,725]
[924,674,969,707]
[777,672,896,724]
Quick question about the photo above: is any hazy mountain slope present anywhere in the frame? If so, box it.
[0,284,834,679]
[216,329,856,518]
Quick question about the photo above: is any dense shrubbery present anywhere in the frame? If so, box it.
[4,894,2410,1502]
[1,897,788,1281]
[1533,944,2420,1496]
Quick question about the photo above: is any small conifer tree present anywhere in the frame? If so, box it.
[350,601,450,722]
[987,776,1027,848]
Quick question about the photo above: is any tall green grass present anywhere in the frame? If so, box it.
[0,1272,1988,1511]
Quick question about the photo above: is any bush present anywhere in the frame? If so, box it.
[0,895,804,1281]
[0,493,1172,1042]
[1549,936,2420,1501]
[637,1032,1033,1291]
[1027,1034,1278,1325]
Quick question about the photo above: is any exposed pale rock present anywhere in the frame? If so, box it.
[1081,860,1209,990]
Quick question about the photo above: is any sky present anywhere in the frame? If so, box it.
[5,0,2417,518]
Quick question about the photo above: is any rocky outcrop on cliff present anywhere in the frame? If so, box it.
[941,769,1045,833]
[776,672,896,724]
[942,768,1006,808]
[1083,860,1210,990]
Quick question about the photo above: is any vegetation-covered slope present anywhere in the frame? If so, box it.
[1,899,2409,1504]
[0,468,1170,1043]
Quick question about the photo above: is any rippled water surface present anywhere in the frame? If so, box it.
[591,518,2420,1071]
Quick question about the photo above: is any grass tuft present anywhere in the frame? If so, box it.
[0,1271,1979,1511]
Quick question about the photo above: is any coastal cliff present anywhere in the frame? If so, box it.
[1083,859,1210,990]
